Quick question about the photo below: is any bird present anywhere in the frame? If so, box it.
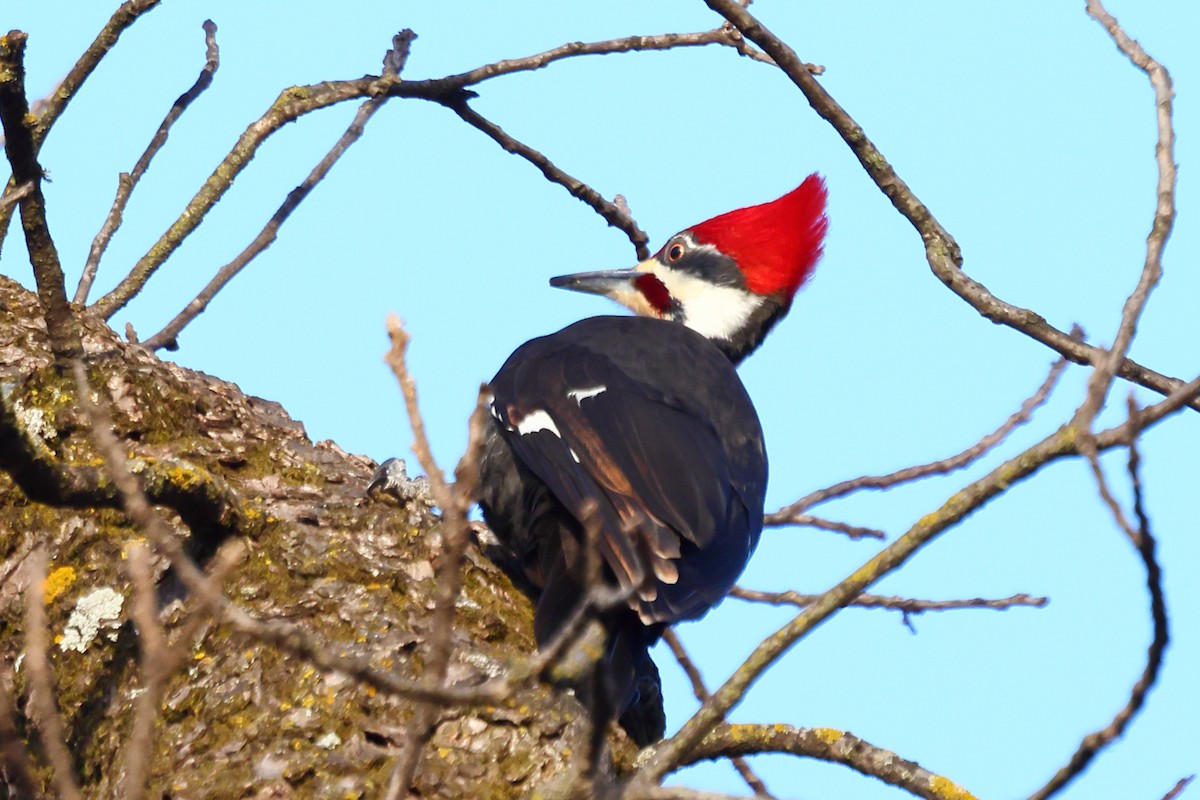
[477,175,828,742]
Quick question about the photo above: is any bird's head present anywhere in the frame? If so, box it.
[550,174,828,363]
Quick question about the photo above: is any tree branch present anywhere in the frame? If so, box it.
[23,548,83,800]
[0,0,163,248]
[631,403,1180,787]
[676,723,976,800]
[769,354,1067,525]
[1026,409,1170,800]
[662,630,779,799]
[89,23,810,319]
[1072,0,1176,441]
[446,98,651,260]
[66,358,511,710]
[730,586,1047,617]
[382,317,491,799]
[76,19,220,305]
[702,0,1198,414]
[1161,776,1196,800]
[0,31,83,362]
[141,29,413,351]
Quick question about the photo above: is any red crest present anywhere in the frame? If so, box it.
[689,174,828,300]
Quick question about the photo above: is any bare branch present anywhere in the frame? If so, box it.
[446,99,652,261]
[442,27,820,89]
[631,398,1179,787]
[382,317,491,799]
[0,32,83,361]
[23,548,83,800]
[1162,776,1196,800]
[89,23,814,319]
[0,179,33,213]
[87,75,407,319]
[730,586,1047,616]
[76,20,220,305]
[122,542,169,800]
[121,540,240,800]
[662,630,778,799]
[141,30,414,351]
[785,514,884,540]
[1138,374,1200,423]
[0,0,163,247]
[1072,0,1177,440]
[673,723,976,800]
[1027,410,1170,800]
[770,355,1067,525]
[702,0,1198,414]
[66,359,511,710]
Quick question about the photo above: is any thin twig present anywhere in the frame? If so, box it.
[787,514,884,539]
[630,404,1179,788]
[0,0,163,249]
[122,542,169,800]
[0,180,33,213]
[1137,374,1200,423]
[769,355,1067,524]
[730,586,1047,616]
[701,0,1198,415]
[1072,0,1176,442]
[662,630,778,799]
[1161,776,1196,800]
[446,99,652,261]
[76,20,220,305]
[442,27,820,88]
[1027,408,1170,800]
[67,359,510,709]
[120,539,241,800]
[89,23,807,319]
[0,32,83,361]
[23,548,83,800]
[382,317,490,800]
[141,30,414,351]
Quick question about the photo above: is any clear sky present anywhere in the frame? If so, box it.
[5,2,1197,798]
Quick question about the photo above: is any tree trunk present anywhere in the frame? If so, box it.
[1,275,632,798]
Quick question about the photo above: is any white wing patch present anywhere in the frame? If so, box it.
[567,385,607,404]
[515,409,561,437]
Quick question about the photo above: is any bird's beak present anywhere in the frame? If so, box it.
[549,268,642,297]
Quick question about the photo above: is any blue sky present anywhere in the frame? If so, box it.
[5,2,1197,798]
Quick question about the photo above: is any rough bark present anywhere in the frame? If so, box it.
[0,274,634,798]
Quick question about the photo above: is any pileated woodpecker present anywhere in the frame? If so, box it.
[478,175,828,740]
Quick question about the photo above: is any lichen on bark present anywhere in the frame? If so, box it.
[0,275,631,798]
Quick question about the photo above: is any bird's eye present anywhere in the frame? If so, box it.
[666,242,685,262]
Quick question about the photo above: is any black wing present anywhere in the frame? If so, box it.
[487,316,766,625]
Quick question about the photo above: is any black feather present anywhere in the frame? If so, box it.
[478,315,767,730]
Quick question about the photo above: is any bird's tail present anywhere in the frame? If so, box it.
[534,562,665,745]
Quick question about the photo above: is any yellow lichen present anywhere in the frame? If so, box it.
[43,566,77,602]
[812,727,843,746]
[929,774,977,800]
